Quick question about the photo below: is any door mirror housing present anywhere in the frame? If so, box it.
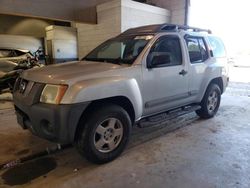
[147,52,171,68]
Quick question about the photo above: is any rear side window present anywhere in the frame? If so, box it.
[185,37,208,64]
[207,36,226,58]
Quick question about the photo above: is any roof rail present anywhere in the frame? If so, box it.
[160,24,212,34]
[119,24,212,37]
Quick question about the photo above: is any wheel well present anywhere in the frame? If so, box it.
[74,96,135,141]
[93,96,136,123]
[209,77,224,93]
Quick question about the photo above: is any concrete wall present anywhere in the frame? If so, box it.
[121,0,170,32]
[0,34,43,52]
[169,0,187,24]
[76,0,170,59]
[76,0,121,59]
[46,25,77,62]
[149,0,187,24]
[0,14,53,37]
[0,0,186,24]
[0,0,109,23]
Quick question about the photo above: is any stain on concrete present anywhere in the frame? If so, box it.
[134,143,161,165]
[1,157,57,186]
[232,163,242,170]
[175,130,189,138]
[209,127,218,133]
[218,105,246,118]
[209,142,216,147]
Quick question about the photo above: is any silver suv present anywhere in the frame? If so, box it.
[13,24,229,164]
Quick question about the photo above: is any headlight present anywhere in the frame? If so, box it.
[40,84,68,104]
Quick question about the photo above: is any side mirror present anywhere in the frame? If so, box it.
[147,52,171,68]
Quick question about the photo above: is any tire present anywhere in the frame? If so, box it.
[76,104,132,164]
[196,83,221,119]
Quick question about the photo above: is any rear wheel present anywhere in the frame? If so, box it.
[196,83,221,119]
[76,104,131,164]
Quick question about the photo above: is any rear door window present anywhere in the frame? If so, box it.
[185,37,209,64]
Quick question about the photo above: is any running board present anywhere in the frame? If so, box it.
[138,105,201,128]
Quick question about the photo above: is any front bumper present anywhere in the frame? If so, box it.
[13,79,89,143]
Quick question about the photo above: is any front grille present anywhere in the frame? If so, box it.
[14,78,34,96]
[13,77,21,92]
[13,78,45,106]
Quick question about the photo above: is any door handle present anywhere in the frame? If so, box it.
[179,70,188,76]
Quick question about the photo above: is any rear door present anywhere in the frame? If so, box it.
[185,36,209,102]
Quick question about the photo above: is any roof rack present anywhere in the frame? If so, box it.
[160,24,212,34]
[120,24,212,37]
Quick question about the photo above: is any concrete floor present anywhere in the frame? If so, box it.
[229,66,250,83]
[0,68,250,188]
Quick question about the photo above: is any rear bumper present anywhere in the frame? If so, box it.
[14,98,89,144]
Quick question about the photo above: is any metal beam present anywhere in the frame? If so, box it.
[0,0,101,23]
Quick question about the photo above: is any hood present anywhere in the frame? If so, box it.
[21,61,125,84]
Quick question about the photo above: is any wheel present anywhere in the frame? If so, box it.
[196,83,221,119]
[76,104,132,164]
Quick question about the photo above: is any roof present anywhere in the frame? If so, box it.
[120,24,212,36]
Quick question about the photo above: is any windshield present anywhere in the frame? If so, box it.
[83,35,153,65]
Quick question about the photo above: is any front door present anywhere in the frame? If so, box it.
[142,34,190,116]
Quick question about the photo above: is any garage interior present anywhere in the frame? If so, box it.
[0,0,250,187]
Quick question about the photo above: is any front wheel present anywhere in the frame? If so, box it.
[76,104,132,164]
[196,83,221,119]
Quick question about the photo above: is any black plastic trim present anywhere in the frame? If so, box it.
[14,98,90,144]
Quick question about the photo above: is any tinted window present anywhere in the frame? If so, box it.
[96,40,148,59]
[208,36,226,58]
[148,35,182,67]
[185,37,208,64]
